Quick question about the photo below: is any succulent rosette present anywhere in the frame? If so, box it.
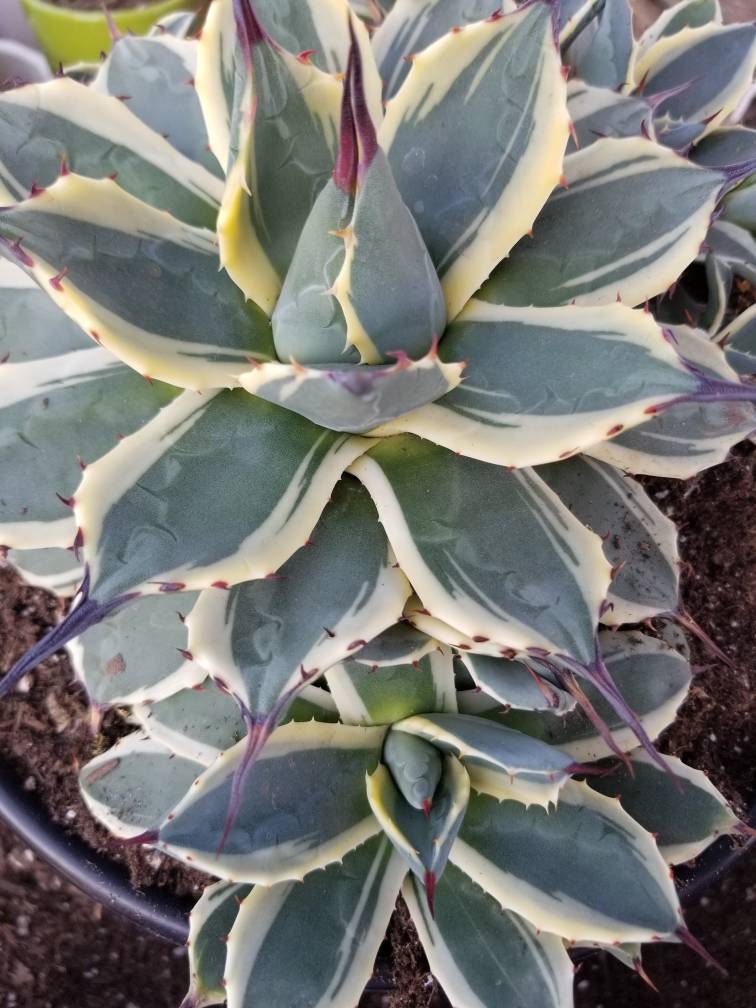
[0,0,755,1005]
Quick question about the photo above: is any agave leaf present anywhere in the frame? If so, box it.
[352,623,438,666]
[561,0,635,90]
[152,11,199,37]
[636,0,721,58]
[402,597,520,658]
[80,733,203,840]
[461,760,571,810]
[217,6,342,314]
[325,649,456,727]
[0,262,175,550]
[133,680,338,767]
[451,781,680,943]
[721,183,756,234]
[567,79,652,152]
[183,880,252,1008]
[0,78,222,228]
[538,455,680,625]
[6,546,82,599]
[586,325,756,477]
[499,630,691,763]
[722,304,756,376]
[706,220,756,284]
[383,730,443,811]
[634,24,756,136]
[589,750,739,865]
[0,175,274,391]
[580,940,645,973]
[689,125,756,169]
[351,435,609,665]
[350,435,610,664]
[186,476,409,735]
[557,0,604,48]
[91,35,221,177]
[272,37,446,368]
[271,172,447,366]
[366,757,469,897]
[196,0,379,173]
[481,136,722,308]
[460,652,575,714]
[372,0,517,101]
[375,302,701,467]
[155,721,385,883]
[654,118,707,152]
[224,836,405,1008]
[251,0,381,117]
[393,712,578,807]
[358,0,391,16]
[195,0,237,169]
[69,591,204,708]
[74,391,369,601]
[380,2,569,320]
[404,864,573,1008]
[286,686,342,723]
[697,254,733,335]
[133,680,248,767]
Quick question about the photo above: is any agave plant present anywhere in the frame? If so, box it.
[77,626,744,1007]
[0,0,755,1003]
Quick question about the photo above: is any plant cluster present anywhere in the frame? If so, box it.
[0,0,755,1006]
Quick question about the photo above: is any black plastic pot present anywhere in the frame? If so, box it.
[0,758,753,997]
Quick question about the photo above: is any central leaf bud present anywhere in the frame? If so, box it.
[383,729,443,812]
[272,24,446,366]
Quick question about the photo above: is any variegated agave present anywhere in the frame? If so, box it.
[0,0,755,1004]
[78,625,745,1007]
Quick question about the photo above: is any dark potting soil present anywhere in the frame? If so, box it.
[0,444,754,1007]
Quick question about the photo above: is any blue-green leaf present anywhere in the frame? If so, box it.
[350,435,610,666]
[589,750,738,864]
[0,262,175,550]
[405,864,573,1008]
[186,476,409,737]
[481,137,722,308]
[380,2,569,319]
[75,391,369,600]
[0,78,222,228]
[156,721,385,882]
[452,781,680,943]
[0,174,273,391]
[224,836,404,1008]
[92,35,221,177]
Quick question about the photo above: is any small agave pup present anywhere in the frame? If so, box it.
[78,629,745,1007]
[0,0,754,1003]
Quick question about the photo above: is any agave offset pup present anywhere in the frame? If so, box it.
[0,0,755,1004]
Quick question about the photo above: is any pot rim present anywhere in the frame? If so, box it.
[19,0,193,21]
